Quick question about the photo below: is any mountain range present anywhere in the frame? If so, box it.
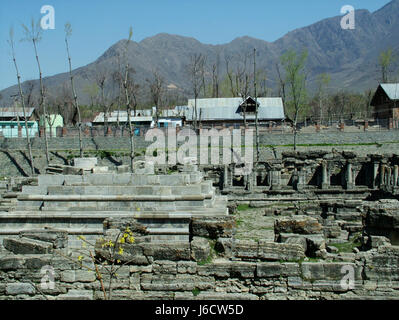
[1,0,399,107]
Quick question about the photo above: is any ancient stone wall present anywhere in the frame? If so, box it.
[1,214,398,300]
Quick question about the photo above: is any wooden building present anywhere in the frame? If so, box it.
[184,96,285,128]
[371,83,399,122]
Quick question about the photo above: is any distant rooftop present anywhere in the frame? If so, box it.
[185,97,285,121]
[380,83,399,100]
[0,107,35,118]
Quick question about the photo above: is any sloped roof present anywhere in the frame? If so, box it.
[380,83,399,100]
[92,111,153,123]
[185,97,285,121]
[0,107,35,118]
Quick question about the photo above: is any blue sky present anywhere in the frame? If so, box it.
[0,0,392,90]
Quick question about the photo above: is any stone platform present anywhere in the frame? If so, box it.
[0,161,228,245]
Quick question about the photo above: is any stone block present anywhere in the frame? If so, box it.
[73,157,98,170]
[58,289,94,300]
[190,237,211,262]
[275,215,323,235]
[197,263,231,278]
[256,262,300,278]
[141,242,190,261]
[258,241,305,262]
[0,256,26,271]
[6,283,35,295]
[3,237,53,254]
[233,240,259,259]
[230,262,256,278]
[177,261,197,274]
[153,260,177,275]
[191,217,234,239]
[60,270,96,283]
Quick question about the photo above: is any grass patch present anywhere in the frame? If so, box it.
[329,241,359,253]
[236,218,244,227]
[236,204,251,212]
[192,288,201,296]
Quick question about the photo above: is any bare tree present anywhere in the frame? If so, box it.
[280,49,308,151]
[7,27,35,176]
[22,19,50,164]
[316,73,331,125]
[122,27,135,172]
[211,51,220,98]
[65,23,84,157]
[276,63,286,105]
[187,53,206,130]
[146,70,165,127]
[112,54,124,127]
[95,70,111,135]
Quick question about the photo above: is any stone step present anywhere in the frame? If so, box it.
[46,184,208,196]
[38,173,204,187]
[0,210,227,219]
[17,193,213,202]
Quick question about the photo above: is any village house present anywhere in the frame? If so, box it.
[183,96,285,128]
[0,107,38,138]
[92,108,182,130]
[371,83,399,129]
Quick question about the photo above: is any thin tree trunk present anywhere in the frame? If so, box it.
[32,39,50,165]
[124,65,134,172]
[254,48,259,162]
[65,37,83,157]
[11,47,35,175]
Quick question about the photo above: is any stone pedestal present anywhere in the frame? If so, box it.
[223,165,230,189]
[181,157,198,172]
[380,164,386,187]
[364,120,369,131]
[372,162,380,189]
[133,160,155,174]
[321,161,330,189]
[270,169,282,190]
[73,158,98,170]
[296,169,306,191]
[345,162,354,190]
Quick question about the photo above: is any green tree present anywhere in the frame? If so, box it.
[379,48,395,83]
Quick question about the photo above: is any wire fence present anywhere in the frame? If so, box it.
[1,117,397,139]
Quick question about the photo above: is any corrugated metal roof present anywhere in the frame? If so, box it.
[93,108,183,123]
[380,83,399,100]
[0,107,35,118]
[92,111,153,123]
[185,97,285,121]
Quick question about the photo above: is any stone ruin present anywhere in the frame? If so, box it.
[0,151,398,300]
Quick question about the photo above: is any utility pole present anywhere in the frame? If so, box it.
[254,48,259,162]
